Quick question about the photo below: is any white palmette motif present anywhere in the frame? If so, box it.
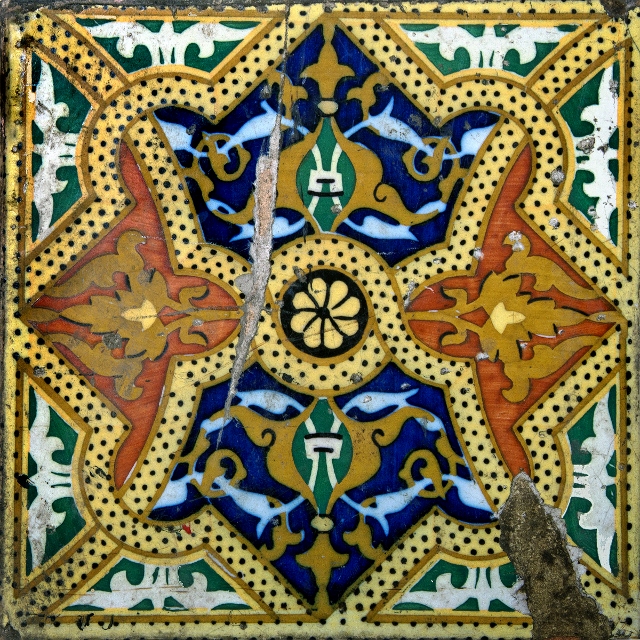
[27,392,76,568]
[396,565,529,613]
[570,65,619,242]
[403,24,570,71]
[71,562,247,610]
[31,62,79,241]
[567,389,617,572]
[84,21,256,66]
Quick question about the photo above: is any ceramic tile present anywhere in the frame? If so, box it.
[2,3,639,637]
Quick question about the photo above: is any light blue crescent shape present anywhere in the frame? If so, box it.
[341,389,419,416]
[341,477,435,535]
[343,215,418,241]
[442,475,493,513]
[217,101,309,161]
[157,119,206,158]
[416,413,446,432]
[414,199,447,215]
[231,215,306,241]
[212,475,305,538]
[235,389,306,415]
[444,124,496,159]
[206,198,237,215]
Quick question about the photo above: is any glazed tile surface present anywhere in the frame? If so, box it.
[2,3,639,637]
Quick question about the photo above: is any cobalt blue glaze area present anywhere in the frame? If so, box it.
[149,362,493,606]
[154,23,498,265]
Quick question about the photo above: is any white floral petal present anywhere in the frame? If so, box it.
[309,278,328,307]
[303,318,322,348]
[324,324,344,349]
[328,280,349,309]
[335,317,360,337]
[334,296,360,318]
[291,311,317,334]
[293,291,315,310]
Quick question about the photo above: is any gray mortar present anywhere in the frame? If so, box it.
[500,473,614,640]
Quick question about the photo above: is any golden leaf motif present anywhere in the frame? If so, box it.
[297,533,348,616]
[191,449,246,500]
[121,299,157,331]
[407,232,617,402]
[30,231,241,400]
[302,23,355,99]
[328,405,436,514]
[45,230,146,299]
[42,333,145,400]
[267,70,309,120]
[260,518,305,563]
[345,71,388,119]
[342,516,384,561]
[192,446,304,562]
[403,136,468,207]
[228,405,316,506]
[399,449,451,499]
[179,428,212,476]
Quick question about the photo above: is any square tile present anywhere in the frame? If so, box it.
[3,3,638,636]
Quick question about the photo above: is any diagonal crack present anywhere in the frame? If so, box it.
[222,9,292,420]
[223,113,282,420]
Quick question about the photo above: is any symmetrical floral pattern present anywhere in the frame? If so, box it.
[25,229,241,401]
[290,278,361,351]
[3,5,637,637]
[281,270,368,356]
[407,228,615,403]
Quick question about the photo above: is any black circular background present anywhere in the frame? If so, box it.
[280,268,369,359]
